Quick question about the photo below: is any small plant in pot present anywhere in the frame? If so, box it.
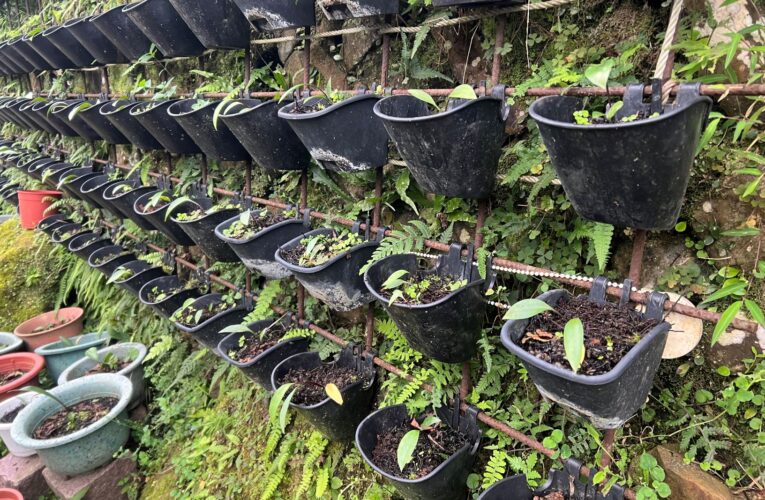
[167,192,242,262]
[500,277,670,429]
[10,374,133,476]
[374,84,509,199]
[215,206,310,279]
[277,83,389,173]
[133,185,195,246]
[270,343,376,441]
[275,224,382,311]
[478,458,625,500]
[107,259,168,296]
[172,293,248,351]
[138,275,201,318]
[364,244,488,363]
[58,343,147,409]
[88,245,136,277]
[355,399,482,500]
[218,315,312,390]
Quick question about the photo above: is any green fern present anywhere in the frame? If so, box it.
[590,222,614,272]
[481,450,508,491]
[360,221,433,274]
[296,431,328,498]
[243,280,282,323]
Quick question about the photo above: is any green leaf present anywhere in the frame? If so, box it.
[447,84,477,101]
[21,386,68,410]
[696,118,720,155]
[745,299,765,327]
[219,324,253,334]
[742,175,764,198]
[395,169,419,215]
[408,89,438,110]
[382,270,409,290]
[711,301,743,347]
[502,299,554,320]
[721,227,760,237]
[605,100,623,121]
[725,32,743,69]
[563,318,585,373]
[325,383,344,405]
[164,196,195,221]
[68,102,91,122]
[584,59,615,89]
[279,388,296,432]
[397,429,420,471]
[269,383,293,423]
[699,281,747,306]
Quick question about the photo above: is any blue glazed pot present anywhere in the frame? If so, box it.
[34,332,111,383]
[10,373,133,476]
[0,332,23,356]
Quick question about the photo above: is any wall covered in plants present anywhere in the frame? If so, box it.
[1,0,764,499]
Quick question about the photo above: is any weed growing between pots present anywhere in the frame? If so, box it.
[378,269,467,306]
[222,209,295,240]
[280,230,364,268]
[32,396,118,439]
[172,293,239,328]
[508,297,658,376]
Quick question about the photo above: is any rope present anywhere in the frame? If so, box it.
[252,0,573,45]
[654,0,684,103]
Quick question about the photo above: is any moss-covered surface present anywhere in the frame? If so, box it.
[0,219,59,331]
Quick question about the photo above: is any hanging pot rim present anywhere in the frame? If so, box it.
[167,98,218,118]
[121,0,155,14]
[129,99,180,117]
[218,98,272,118]
[275,227,378,275]
[271,350,374,410]
[364,253,485,310]
[98,100,142,117]
[218,322,309,370]
[278,94,381,122]
[528,93,712,132]
[104,182,154,202]
[373,94,503,124]
[500,289,670,386]
[62,15,90,28]
[91,4,130,22]
[87,245,133,268]
[81,175,120,195]
[111,260,163,285]
[173,293,247,334]
[356,403,479,486]
[139,275,200,307]
[214,208,303,245]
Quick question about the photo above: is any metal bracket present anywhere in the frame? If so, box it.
[301,206,312,226]
[619,279,633,306]
[161,247,177,268]
[374,226,388,243]
[193,267,211,288]
[645,291,668,322]
[134,240,148,255]
[588,276,609,304]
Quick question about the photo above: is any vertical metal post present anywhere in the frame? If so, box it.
[491,16,506,86]
[297,26,312,322]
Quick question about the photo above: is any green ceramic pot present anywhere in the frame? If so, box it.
[10,373,133,476]
[57,343,146,409]
[34,332,111,382]
[0,333,23,356]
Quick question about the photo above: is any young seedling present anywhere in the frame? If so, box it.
[269,383,296,432]
[408,84,478,113]
[107,265,134,284]
[85,348,123,372]
[380,270,467,306]
[396,415,442,472]
[381,270,409,306]
[22,386,68,411]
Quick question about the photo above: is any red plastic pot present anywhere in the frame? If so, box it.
[0,489,23,500]
[0,353,45,403]
[17,190,62,230]
[13,307,85,351]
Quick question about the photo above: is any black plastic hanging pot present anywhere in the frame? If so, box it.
[355,400,482,500]
[88,246,137,277]
[364,245,487,363]
[58,167,99,203]
[50,100,103,141]
[0,41,30,74]
[77,101,131,145]
[374,92,508,199]
[103,181,158,230]
[30,101,79,137]
[51,222,85,247]
[1,188,18,207]
[68,232,112,261]
[64,16,128,66]
[272,344,377,441]
[220,99,312,171]
[92,5,164,61]
[23,32,76,69]
[231,0,315,31]
[319,0,399,20]
[167,100,250,161]
[167,0,250,50]
[275,226,382,312]
[432,0,525,6]
[171,199,241,262]
[478,460,624,500]
[6,99,40,130]
[41,24,97,68]
[218,316,311,390]
[18,100,60,135]
[215,207,311,278]
[139,275,201,318]
[41,162,78,189]
[26,158,59,181]
[99,101,164,150]
[500,277,670,429]
[129,100,202,155]
[174,293,248,352]
[529,83,713,230]
[279,94,389,173]
[37,214,70,236]
[133,189,196,246]
[111,260,168,296]
[123,0,205,58]
[80,174,125,215]
[8,36,54,71]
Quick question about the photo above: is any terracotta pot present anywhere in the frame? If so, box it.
[13,308,84,351]
[0,488,23,500]
[0,352,45,402]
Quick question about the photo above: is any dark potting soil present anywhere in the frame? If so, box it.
[580,107,657,125]
[86,359,131,375]
[93,251,128,266]
[72,236,98,250]
[280,365,360,406]
[175,301,234,327]
[377,272,466,305]
[0,370,25,386]
[534,492,566,500]
[31,318,69,333]
[137,202,167,215]
[146,285,183,303]
[371,419,469,480]
[32,397,118,439]
[228,325,286,363]
[0,404,25,424]
[518,295,658,376]
[224,211,287,240]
